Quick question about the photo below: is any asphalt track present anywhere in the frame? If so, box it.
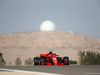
[0,65,100,75]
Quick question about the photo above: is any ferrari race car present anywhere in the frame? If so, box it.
[33,50,69,65]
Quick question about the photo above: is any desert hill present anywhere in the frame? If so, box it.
[0,30,100,65]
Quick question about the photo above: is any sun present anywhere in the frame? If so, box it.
[40,20,55,31]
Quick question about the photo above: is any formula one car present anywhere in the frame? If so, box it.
[33,50,69,65]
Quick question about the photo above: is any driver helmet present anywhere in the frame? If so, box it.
[49,50,53,53]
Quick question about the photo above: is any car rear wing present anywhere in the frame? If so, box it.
[40,54,47,57]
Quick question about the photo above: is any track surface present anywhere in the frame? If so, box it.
[0,65,100,75]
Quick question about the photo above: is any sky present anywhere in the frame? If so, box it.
[0,0,100,38]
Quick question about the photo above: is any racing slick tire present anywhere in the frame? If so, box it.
[40,57,45,65]
[57,57,63,63]
[63,57,69,65]
[34,57,40,65]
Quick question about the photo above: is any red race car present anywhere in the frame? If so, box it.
[34,50,69,65]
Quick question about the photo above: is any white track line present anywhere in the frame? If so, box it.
[86,73,100,75]
[0,68,63,75]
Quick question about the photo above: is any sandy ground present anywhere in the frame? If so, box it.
[0,71,44,75]
[1,30,100,65]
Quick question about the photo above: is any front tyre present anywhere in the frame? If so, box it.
[57,57,63,63]
[40,57,45,65]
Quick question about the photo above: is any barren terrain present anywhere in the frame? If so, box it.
[0,30,100,65]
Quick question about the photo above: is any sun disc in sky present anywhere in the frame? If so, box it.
[40,20,55,31]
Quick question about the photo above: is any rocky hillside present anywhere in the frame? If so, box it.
[0,30,100,65]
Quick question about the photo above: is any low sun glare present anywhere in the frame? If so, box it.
[40,20,55,32]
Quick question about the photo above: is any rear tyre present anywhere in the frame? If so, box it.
[63,57,69,65]
[34,57,40,65]
[40,57,45,65]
